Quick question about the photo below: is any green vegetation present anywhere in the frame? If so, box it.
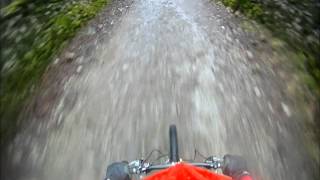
[221,0,263,18]
[218,0,320,95]
[2,0,28,16]
[0,0,110,145]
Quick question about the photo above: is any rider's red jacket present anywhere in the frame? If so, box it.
[144,163,253,180]
[240,175,253,180]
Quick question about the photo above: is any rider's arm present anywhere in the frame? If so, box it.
[222,154,254,180]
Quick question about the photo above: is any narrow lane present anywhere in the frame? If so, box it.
[2,0,317,179]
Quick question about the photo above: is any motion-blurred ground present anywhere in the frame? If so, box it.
[1,0,319,180]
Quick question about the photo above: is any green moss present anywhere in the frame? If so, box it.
[220,0,263,19]
[0,0,110,145]
[221,0,237,9]
[245,4,263,18]
[293,51,320,96]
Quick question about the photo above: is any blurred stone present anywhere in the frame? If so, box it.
[281,102,292,117]
[76,65,83,73]
[53,58,60,65]
[76,56,84,64]
[247,51,254,59]
[87,27,96,35]
[65,52,75,61]
[122,64,129,71]
[254,86,261,97]
[268,102,275,113]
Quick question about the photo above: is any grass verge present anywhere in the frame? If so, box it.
[217,0,320,172]
[217,0,320,95]
[0,0,110,146]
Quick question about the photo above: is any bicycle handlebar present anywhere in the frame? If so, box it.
[129,156,223,174]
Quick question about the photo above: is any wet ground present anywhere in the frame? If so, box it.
[1,0,318,179]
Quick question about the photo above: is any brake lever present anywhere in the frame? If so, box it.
[205,156,223,169]
[129,159,151,174]
[129,160,143,174]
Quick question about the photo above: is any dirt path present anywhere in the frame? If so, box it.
[1,0,318,179]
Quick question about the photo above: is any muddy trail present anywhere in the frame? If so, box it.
[1,0,318,179]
